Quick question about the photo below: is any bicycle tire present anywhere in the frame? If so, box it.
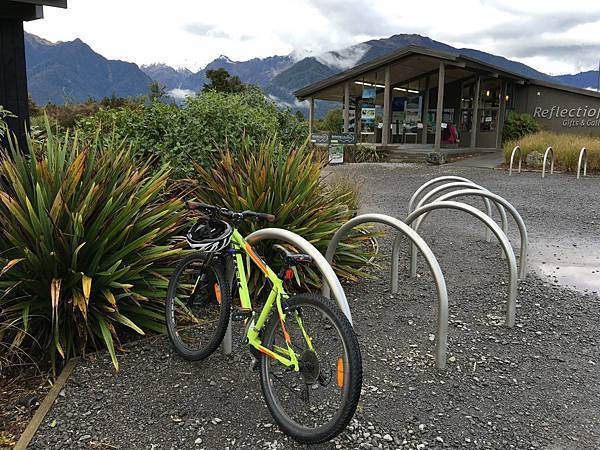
[165,253,231,360]
[259,293,362,444]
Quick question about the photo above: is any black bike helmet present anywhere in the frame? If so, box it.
[186,219,233,252]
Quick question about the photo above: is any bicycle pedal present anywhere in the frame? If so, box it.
[231,308,253,322]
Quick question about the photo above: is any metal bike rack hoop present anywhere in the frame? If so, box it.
[397,201,518,327]
[542,146,555,178]
[435,189,528,279]
[323,213,449,369]
[414,181,509,241]
[408,175,475,214]
[409,181,509,270]
[509,145,522,176]
[577,147,588,179]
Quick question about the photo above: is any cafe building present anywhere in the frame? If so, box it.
[294,45,600,156]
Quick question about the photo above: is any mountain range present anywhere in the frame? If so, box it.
[24,32,600,109]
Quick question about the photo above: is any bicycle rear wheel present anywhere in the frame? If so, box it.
[259,293,362,444]
[165,253,231,360]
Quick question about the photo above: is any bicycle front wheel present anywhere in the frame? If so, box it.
[165,253,231,360]
[259,293,362,444]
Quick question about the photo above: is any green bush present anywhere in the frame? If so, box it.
[0,125,184,371]
[191,138,376,288]
[76,90,309,178]
[503,130,600,172]
[502,111,541,142]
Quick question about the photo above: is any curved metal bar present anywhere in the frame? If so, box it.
[408,175,474,214]
[400,201,518,327]
[577,147,588,179]
[245,228,352,323]
[414,181,509,239]
[542,146,555,178]
[435,190,528,280]
[509,145,522,176]
[323,213,449,369]
[408,182,509,274]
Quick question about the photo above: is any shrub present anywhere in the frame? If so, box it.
[0,125,184,371]
[76,90,309,178]
[502,111,541,142]
[503,130,600,172]
[191,138,376,288]
[348,144,384,163]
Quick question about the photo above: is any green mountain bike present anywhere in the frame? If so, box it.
[165,201,362,444]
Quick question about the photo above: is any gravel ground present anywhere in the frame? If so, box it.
[30,163,600,449]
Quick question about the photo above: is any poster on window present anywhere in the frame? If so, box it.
[361,106,376,134]
[348,109,355,132]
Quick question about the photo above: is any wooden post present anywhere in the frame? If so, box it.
[421,75,430,145]
[308,97,314,137]
[0,18,30,151]
[343,82,350,132]
[434,62,445,150]
[496,80,507,149]
[470,75,481,149]
[382,66,391,145]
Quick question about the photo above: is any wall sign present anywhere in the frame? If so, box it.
[533,105,600,128]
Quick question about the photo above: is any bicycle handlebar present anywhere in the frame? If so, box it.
[185,201,276,223]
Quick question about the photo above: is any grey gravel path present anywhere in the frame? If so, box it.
[31,163,600,449]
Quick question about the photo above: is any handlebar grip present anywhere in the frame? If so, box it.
[185,201,216,211]
[249,211,276,222]
[240,210,276,222]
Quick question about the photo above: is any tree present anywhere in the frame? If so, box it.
[148,81,166,102]
[316,108,343,132]
[203,68,245,94]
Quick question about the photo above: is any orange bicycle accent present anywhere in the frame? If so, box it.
[214,283,222,304]
[245,243,269,275]
[337,357,345,388]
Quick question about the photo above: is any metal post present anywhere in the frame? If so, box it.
[435,189,528,280]
[434,62,445,150]
[509,145,522,176]
[245,228,352,323]
[577,147,587,179]
[470,76,481,150]
[343,82,350,133]
[221,255,236,354]
[403,201,518,327]
[542,146,554,178]
[382,66,391,145]
[324,214,449,369]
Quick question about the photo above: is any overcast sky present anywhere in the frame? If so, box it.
[25,0,600,75]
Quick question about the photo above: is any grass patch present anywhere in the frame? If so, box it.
[504,130,600,172]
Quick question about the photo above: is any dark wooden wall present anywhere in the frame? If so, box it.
[0,18,30,151]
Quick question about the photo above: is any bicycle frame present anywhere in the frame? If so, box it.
[228,229,313,371]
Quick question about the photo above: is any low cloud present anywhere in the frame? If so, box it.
[316,43,370,70]
[168,88,195,100]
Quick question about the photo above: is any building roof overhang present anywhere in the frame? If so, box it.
[294,44,600,102]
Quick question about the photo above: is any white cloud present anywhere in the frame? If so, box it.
[23,0,600,75]
[316,44,371,70]
[168,88,195,100]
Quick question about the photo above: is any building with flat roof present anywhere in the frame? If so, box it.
[294,45,600,154]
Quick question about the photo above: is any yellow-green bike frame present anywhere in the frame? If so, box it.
[229,229,314,371]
